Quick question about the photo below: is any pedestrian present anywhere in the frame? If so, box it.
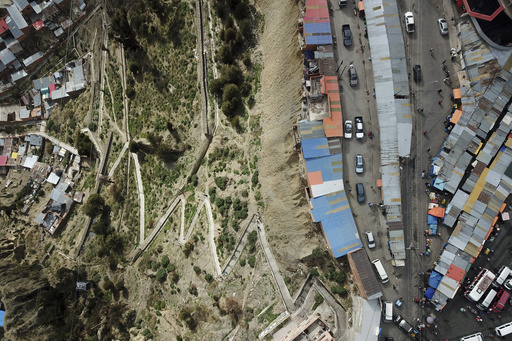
[437,89,443,94]
[430,47,434,54]
[423,130,428,134]
[427,148,431,152]
[498,315,502,320]
[442,60,446,64]
[487,258,491,262]
[421,171,425,178]
[439,100,443,105]
[425,189,429,193]
[393,285,396,290]
[417,107,422,113]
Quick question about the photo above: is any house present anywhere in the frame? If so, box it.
[0,48,16,67]
[27,134,43,147]
[4,36,23,54]
[12,0,32,14]
[19,107,30,120]
[33,75,55,90]
[22,51,44,69]
[10,69,27,83]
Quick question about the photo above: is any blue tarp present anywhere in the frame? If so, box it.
[433,177,446,190]
[427,215,438,225]
[302,137,331,159]
[425,287,436,300]
[304,50,315,60]
[428,271,443,290]
[0,310,4,327]
[428,224,438,235]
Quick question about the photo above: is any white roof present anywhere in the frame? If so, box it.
[22,155,38,169]
[47,172,60,185]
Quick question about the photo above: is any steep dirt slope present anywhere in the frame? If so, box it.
[256,0,322,266]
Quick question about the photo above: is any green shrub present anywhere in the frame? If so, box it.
[156,268,167,283]
[248,255,255,268]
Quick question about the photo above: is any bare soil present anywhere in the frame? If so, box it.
[256,0,324,267]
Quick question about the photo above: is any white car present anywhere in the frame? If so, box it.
[404,11,415,33]
[355,116,364,139]
[438,18,448,35]
[365,231,376,249]
[344,120,353,139]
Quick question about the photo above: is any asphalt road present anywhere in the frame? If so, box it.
[328,0,468,340]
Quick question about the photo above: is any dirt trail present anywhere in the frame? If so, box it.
[256,0,315,264]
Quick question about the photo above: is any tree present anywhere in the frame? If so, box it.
[222,84,241,103]
[205,273,213,283]
[92,220,109,235]
[129,140,140,153]
[221,65,244,85]
[161,255,170,268]
[156,268,167,283]
[218,44,233,64]
[83,194,105,218]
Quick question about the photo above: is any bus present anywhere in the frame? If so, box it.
[464,268,496,302]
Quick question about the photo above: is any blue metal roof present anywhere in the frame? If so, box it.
[305,153,343,183]
[311,191,362,258]
[305,35,333,46]
[302,137,330,159]
[311,190,349,222]
[304,22,331,34]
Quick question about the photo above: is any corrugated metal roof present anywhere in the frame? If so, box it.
[302,137,331,159]
[6,5,27,29]
[298,120,326,140]
[348,249,382,299]
[305,153,344,198]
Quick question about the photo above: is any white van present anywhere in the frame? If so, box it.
[496,321,512,337]
[476,289,497,310]
[372,259,389,283]
[383,301,393,322]
[460,332,483,341]
[493,266,511,288]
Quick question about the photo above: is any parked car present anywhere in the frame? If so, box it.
[348,64,358,87]
[438,18,448,35]
[365,231,376,249]
[355,154,364,174]
[344,120,353,138]
[413,65,422,83]
[394,315,420,339]
[355,116,364,139]
[356,183,365,203]
[338,0,347,7]
[404,12,415,33]
[342,24,352,46]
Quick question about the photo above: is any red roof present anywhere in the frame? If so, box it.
[0,20,8,35]
[323,76,343,137]
[0,155,7,166]
[32,19,44,31]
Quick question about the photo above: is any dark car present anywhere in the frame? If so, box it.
[413,65,422,83]
[356,183,365,203]
[342,25,352,46]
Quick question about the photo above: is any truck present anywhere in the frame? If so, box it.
[404,12,415,33]
[394,315,420,340]
[342,25,352,46]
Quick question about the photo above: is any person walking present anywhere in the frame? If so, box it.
[439,100,443,105]
[430,47,434,55]
[421,170,426,178]
[437,89,443,94]
[423,130,428,135]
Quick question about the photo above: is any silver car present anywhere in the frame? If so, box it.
[355,154,364,174]
[349,64,358,87]
[438,18,448,35]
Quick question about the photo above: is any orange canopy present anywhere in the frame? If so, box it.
[428,207,446,218]
[453,88,461,99]
[358,1,364,10]
[451,110,462,124]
